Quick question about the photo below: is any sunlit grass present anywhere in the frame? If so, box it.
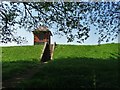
[2,45,43,61]
[53,43,119,59]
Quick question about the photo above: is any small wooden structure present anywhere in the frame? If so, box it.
[32,26,52,45]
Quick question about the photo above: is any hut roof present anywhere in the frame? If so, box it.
[35,26,49,31]
[32,26,52,36]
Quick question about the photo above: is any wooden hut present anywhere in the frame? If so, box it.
[32,26,52,45]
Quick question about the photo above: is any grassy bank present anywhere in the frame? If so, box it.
[19,43,119,89]
[2,45,43,80]
[2,43,120,89]
[53,43,119,59]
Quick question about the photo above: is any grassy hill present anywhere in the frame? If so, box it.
[2,45,43,61]
[2,45,43,80]
[54,43,119,59]
[2,43,120,89]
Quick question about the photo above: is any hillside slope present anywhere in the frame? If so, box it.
[18,43,120,88]
[2,43,120,88]
[2,45,43,81]
[2,45,43,61]
[53,43,119,59]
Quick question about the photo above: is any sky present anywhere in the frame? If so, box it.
[0,25,119,47]
[0,1,119,47]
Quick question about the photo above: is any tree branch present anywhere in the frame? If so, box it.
[23,2,48,17]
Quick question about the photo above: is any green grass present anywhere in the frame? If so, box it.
[53,43,119,59]
[2,43,120,89]
[18,43,119,89]
[19,58,119,88]
[2,45,43,80]
[2,45,43,61]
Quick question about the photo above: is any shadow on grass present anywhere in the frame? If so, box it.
[17,57,119,89]
[2,59,40,81]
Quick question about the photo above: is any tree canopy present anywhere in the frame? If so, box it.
[0,1,120,44]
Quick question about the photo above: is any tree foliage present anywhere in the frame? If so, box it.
[0,1,120,44]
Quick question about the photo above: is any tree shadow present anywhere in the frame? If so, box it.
[2,59,44,89]
[17,57,119,89]
[2,59,40,81]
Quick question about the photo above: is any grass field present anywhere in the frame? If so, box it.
[2,45,43,80]
[54,43,119,59]
[2,43,120,89]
